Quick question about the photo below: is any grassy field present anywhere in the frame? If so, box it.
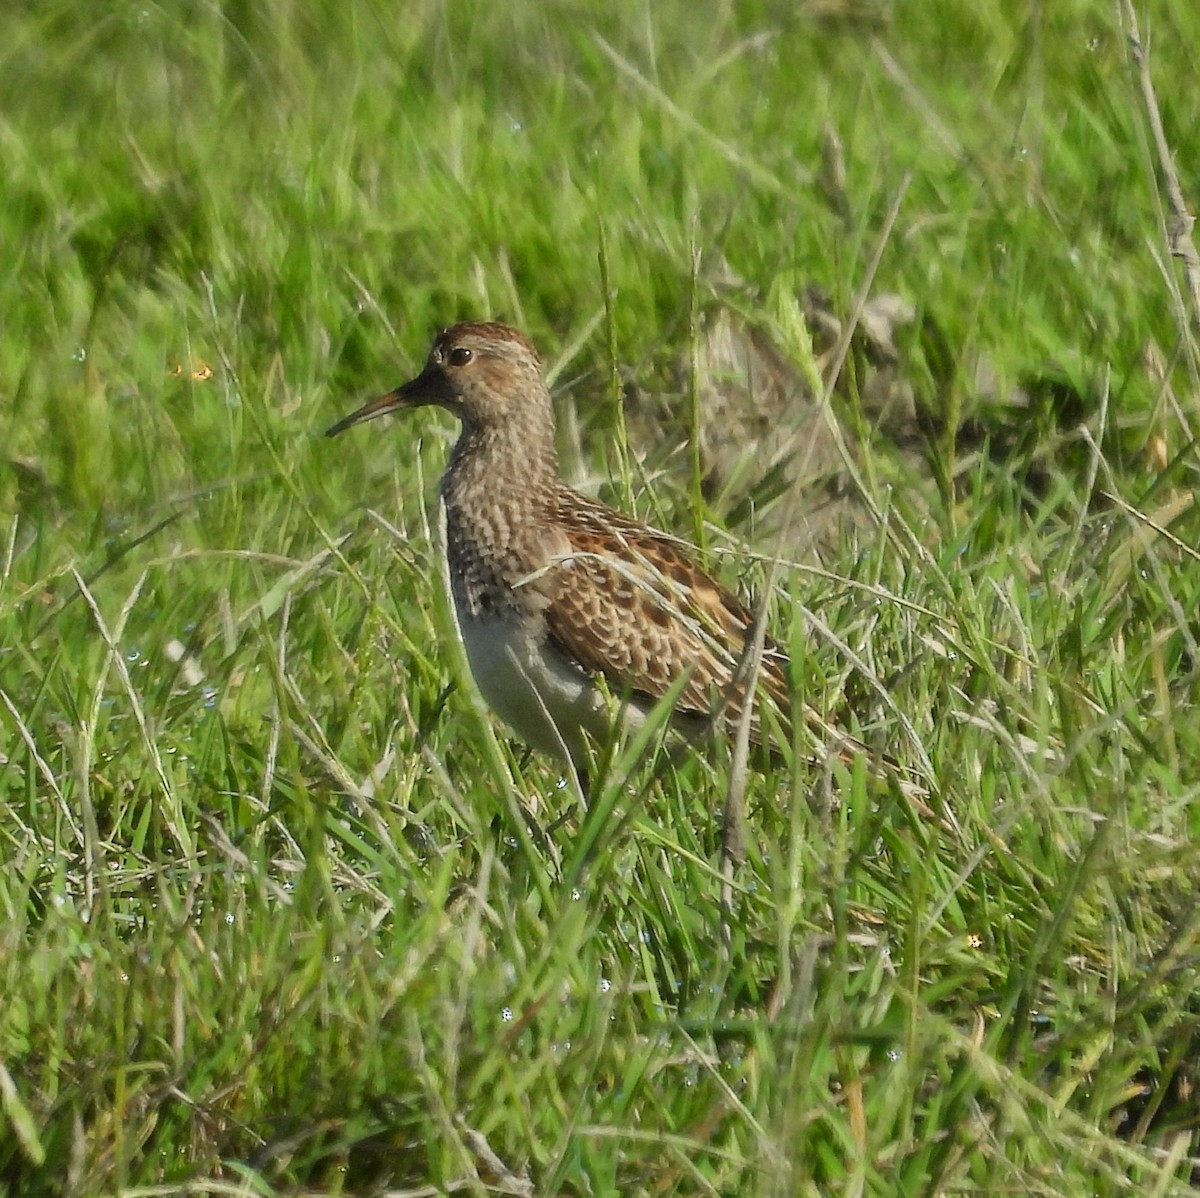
[3,0,1200,1193]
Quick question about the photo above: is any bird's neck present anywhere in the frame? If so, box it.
[442,417,558,538]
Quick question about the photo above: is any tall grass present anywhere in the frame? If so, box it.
[2,1,1199,1193]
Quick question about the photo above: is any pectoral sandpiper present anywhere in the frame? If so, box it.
[326,321,851,783]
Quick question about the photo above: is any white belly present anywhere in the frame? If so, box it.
[455,605,613,766]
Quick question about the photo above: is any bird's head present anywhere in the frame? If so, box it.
[325,321,548,438]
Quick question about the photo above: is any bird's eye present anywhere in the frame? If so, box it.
[448,347,473,367]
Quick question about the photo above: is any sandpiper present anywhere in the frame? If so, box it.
[326,321,838,780]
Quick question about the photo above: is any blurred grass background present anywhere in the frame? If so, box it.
[3,0,1200,1193]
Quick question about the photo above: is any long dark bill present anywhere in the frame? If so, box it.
[324,363,443,438]
[324,386,410,438]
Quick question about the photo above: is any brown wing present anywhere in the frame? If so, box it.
[540,493,791,737]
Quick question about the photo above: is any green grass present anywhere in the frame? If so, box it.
[3,0,1200,1193]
